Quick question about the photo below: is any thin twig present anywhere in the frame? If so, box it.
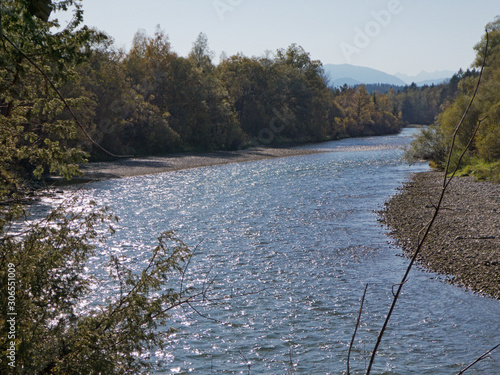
[391,280,408,298]
[456,342,500,374]
[180,238,203,294]
[364,29,490,375]
[287,342,296,375]
[238,350,252,375]
[347,284,368,375]
[186,301,224,324]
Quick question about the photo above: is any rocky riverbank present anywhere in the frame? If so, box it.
[381,171,500,299]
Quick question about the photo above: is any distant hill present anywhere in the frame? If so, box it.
[331,77,362,87]
[323,64,406,87]
[394,70,455,85]
[323,64,454,88]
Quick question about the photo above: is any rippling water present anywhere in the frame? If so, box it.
[68,129,499,374]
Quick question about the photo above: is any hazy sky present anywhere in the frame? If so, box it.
[55,0,499,76]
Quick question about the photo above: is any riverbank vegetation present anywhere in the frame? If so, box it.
[78,30,406,160]
[0,2,206,373]
[1,0,498,373]
[0,0,471,184]
[406,17,500,182]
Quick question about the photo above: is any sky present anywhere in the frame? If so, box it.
[54,0,499,76]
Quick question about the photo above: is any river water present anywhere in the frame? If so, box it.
[73,128,499,374]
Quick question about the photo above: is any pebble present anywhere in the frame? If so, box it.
[381,171,500,299]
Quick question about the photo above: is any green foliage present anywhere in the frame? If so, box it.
[0,0,105,190]
[0,3,202,374]
[75,32,405,157]
[406,17,500,182]
[1,6,410,165]
[404,125,447,167]
[335,85,402,137]
[373,68,478,127]
[454,158,500,182]
[215,45,345,146]
[189,32,215,73]
[0,196,196,373]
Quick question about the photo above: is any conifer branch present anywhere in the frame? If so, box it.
[0,26,133,159]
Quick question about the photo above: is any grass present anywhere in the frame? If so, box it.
[454,158,500,183]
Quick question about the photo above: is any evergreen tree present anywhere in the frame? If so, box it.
[0,3,202,373]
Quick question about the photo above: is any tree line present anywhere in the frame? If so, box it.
[353,68,480,126]
[0,3,471,183]
[80,29,407,161]
[81,31,475,161]
[1,0,497,373]
[406,17,500,182]
[1,1,477,186]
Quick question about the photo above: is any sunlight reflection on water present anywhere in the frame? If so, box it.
[63,129,499,374]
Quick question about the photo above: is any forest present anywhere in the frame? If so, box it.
[1,0,499,373]
[0,0,472,177]
[52,33,480,162]
[63,30,406,160]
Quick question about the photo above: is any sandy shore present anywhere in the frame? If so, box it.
[381,171,500,299]
[78,147,324,180]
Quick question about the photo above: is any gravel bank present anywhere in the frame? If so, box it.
[78,147,324,181]
[381,171,500,299]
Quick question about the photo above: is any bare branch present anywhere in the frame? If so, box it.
[391,280,408,298]
[287,342,296,375]
[238,350,252,375]
[456,342,500,374]
[180,238,203,294]
[186,301,224,324]
[364,29,490,375]
[347,284,368,375]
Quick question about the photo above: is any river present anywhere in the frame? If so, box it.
[71,128,499,374]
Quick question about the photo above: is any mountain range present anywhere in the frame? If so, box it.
[323,64,455,88]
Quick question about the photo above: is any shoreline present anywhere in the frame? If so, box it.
[62,144,500,298]
[74,147,325,182]
[381,171,500,299]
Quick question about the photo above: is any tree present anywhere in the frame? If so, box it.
[216,54,269,138]
[473,17,500,163]
[407,17,500,181]
[0,0,99,190]
[335,85,401,137]
[188,32,215,73]
[122,29,244,152]
[79,44,181,158]
[0,3,209,374]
